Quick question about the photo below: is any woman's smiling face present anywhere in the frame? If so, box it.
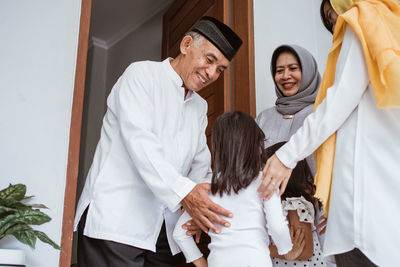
[274,51,302,97]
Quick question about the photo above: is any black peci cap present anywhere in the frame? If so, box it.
[191,16,243,61]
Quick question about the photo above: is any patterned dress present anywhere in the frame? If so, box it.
[272,196,326,267]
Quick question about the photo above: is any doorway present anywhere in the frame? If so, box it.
[66,0,255,266]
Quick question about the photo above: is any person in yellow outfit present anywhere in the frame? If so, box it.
[257,0,400,266]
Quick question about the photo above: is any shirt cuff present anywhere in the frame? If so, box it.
[168,177,196,212]
[177,237,203,263]
[276,145,298,169]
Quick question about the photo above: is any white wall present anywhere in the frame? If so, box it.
[0,1,81,266]
[253,0,332,114]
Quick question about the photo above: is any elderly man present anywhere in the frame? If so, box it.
[74,16,242,266]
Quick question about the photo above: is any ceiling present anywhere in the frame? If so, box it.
[90,0,173,49]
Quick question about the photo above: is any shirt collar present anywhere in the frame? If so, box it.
[164,58,195,101]
[164,58,183,88]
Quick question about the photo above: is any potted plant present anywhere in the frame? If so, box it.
[0,183,61,266]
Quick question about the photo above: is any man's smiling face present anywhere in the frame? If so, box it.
[180,35,229,92]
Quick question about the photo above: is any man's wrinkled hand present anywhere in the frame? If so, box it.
[181,183,233,234]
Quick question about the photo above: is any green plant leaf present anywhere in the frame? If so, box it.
[3,224,32,235]
[12,228,37,249]
[0,205,17,218]
[23,195,34,200]
[28,204,48,209]
[0,209,51,235]
[0,184,26,201]
[34,230,62,251]
[0,198,28,209]
[0,183,60,252]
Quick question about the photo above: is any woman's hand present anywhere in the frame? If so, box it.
[284,227,305,261]
[258,153,293,199]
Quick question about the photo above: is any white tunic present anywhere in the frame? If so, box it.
[73,58,211,254]
[276,26,400,267]
[173,173,293,267]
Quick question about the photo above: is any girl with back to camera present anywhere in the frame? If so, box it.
[173,111,300,267]
[266,142,326,267]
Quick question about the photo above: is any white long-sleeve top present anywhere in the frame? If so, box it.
[173,173,292,267]
[73,58,211,254]
[276,26,400,267]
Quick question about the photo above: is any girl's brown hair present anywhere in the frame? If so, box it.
[266,142,321,210]
[211,111,267,196]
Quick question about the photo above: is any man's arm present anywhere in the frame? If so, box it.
[186,109,212,184]
[112,64,195,212]
[112,64,231,231]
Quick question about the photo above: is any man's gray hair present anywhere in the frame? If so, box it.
[184,31,204,47]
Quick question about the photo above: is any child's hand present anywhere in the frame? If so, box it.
[284,226,305,261]
[317,215,327,236]
[182,219,203,243]
[193,256,208,267]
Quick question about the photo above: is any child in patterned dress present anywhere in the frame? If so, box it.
[267,142,327,267]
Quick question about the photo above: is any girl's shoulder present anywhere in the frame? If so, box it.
[210,172,263,200]
[251,171,264,187]
[282,196,315,224]
[236,171,265,196]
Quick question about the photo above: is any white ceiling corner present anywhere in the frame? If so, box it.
[90,0,173,50]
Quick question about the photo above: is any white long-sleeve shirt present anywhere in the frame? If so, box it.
[173,173,292,267]
[73,58,211,254]
[276,26,400,267]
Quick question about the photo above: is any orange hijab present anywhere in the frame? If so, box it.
[314,0,400,215]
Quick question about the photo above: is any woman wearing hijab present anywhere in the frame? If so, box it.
[257,45,330,266]
[259,0,400,266]
[256,44,320,176]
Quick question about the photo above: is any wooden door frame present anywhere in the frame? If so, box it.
[231,0,256,117]
[58,0,92,266]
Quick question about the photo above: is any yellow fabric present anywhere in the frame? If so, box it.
[331,0,356,14]
[314,0,400,215]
